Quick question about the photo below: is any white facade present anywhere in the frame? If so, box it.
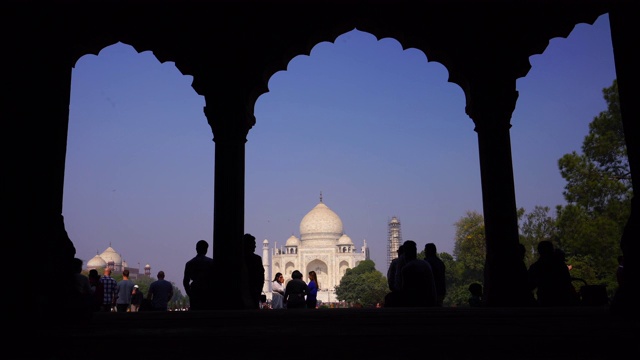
[263,196,369,303]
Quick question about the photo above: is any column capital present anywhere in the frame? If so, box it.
[465,79,519,133]
[204,104,256,143]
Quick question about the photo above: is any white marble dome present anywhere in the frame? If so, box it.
[100,246,122,266]
[300,201,343,241]
[337,234,354,245]
[285,235,301,246]
[87,254,107,269]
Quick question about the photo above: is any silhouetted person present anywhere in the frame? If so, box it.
[387,244,405,292]
[424,242,446,306]
[72,258,92,315]
[183,239,215,311]
[284,270,308,309]
[468,283,485,307]
[147,271,173,311]
[243,233,265,309]
[528,241,576,307]
[115,269,135,312]
[398,240,437,307]
[384,244,405,307]
[513,242,538,306]
[88,269,102,312]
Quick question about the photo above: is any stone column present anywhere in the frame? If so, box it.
[465,77,533,306]
[609,4,639,316]
[7,35,79,324]
[204,100,255,309]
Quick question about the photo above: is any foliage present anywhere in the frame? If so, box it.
[555,79,630,286]
[519,205,558,268]
[447,282,481,307]
[335,260,388,307]
[440,211,487,307]
[453,210,486,279]
[382,79,628,306]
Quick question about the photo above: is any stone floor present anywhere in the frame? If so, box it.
[38,306,639,359]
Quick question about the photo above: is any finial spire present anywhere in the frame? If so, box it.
[320,191,323,203]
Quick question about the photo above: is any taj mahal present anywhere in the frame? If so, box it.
[261,194,370,304]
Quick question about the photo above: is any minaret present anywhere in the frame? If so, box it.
[387,216,402,269]
[262,239,270,294]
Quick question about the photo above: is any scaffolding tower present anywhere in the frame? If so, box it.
[387,216,402,270]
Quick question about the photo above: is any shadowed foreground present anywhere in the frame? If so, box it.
[44,307,637,359]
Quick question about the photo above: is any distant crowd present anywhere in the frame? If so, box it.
[385,239,620,308]
[74,259,173,313]
[73,235,621,313]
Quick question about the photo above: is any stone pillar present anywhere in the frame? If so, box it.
[7,34,79,326]
[262,238,270,294]
[609,4,639,317]
[204,100,255,309]
[466,77,533,306]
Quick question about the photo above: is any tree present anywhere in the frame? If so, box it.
[556,79,630,292]
[519,205,557,268]
[446,211,487,306]
[440,251,470,306]
[453,210,486,278]
[335,260,388,307]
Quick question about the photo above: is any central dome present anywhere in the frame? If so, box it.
[299,202,343,241]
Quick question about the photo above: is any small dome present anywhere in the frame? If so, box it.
[144,264,151,269]
[338,234,353,245]
[285,235,300,247]
[300,202,343,240]
[263,239,269,245]
[87,254,107,269]
[100,246,122,266]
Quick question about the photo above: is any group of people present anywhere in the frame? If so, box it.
[77,234,606,311]
[74,259,174,312]
[270,270,319,309]
[382,239,585,308]
[385,240,447,307]
[182,233,266,310]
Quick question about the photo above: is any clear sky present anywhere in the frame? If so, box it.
[63,14,616,294]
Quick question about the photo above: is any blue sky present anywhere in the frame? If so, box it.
[64,14,616,294]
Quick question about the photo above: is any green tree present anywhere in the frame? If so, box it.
[447,211,486,307]
[519,205,558,268]
[556,79,630,292]
[453,210,486,279]
[335,260,388,307]
[440,251,470,307]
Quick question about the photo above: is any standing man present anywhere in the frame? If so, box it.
[424,243,446,306]
[115,269,135,312]
[384,244,405,307]
[99,268,117,312]
[183,240,215,311]
[243,233,265,309]
[147,271,174,311]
